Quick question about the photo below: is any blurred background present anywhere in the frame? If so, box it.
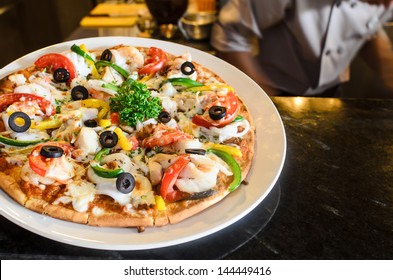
[0,0,393,98]
[0,0,93,67]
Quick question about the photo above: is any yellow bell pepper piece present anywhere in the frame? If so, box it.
[80,44,100,79]
[206,143,242,157]
[139,72,154,83]
[155,195,166,211]
[81,99,110,120]
[31,117,62,130]
[188,84,234,93]
[113,127,133,151]
[98,119,111,128]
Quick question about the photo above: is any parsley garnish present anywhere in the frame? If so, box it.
[109,79,162,127]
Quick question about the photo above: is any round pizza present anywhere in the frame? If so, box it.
[0,42,254,231]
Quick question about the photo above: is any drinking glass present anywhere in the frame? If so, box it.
[145,0,189,38]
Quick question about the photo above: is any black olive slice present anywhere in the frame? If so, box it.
[209,106,227,120]
[84,119,98,128]
[53,68,70,83]
[40,145,64,158]
[99,131,118,148]
[101,49,112,61]
[157,111,171,123]
[8,112,31,133]
[185,148,206,155]
[180,61,196,75]
[116,172,135,194]
[71,85,89,101]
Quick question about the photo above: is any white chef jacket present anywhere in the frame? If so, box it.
[211,0,393,96]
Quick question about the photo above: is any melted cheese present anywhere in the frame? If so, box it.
[89,168,155,207]
[92,206,105,216]
[64,181,96,212]
[96,180,131,206]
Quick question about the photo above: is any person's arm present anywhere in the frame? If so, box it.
[359,26,393,92]
[217,51,280,96]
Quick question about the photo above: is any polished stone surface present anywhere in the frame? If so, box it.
[1,97,393,259]
[227,97,393,259]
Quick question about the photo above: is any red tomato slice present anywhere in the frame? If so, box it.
[192,91,240,128]
[0,93,55,116]
[34,53,77,83]
[110,112,120,125]
[160,154,190,202]
[138,47,167,75]
[28,142,73,176]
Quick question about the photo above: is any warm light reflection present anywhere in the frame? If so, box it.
[294,96,304,107]
[285,96,310,113]
[314,98,343,111]
[275,97,343,113]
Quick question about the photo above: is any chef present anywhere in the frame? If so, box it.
[211,0,393,96]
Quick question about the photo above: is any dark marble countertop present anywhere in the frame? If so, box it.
[228,97,393,259]
[1,96,393,259]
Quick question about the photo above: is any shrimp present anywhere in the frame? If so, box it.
[6,100,45,118]
[148,153,178,185]
[175,154,231,193]
[140,124,192,148]
[21,162,56,187]
[14,83,52,101]
[21,155,75,185]
[111,46,144,73]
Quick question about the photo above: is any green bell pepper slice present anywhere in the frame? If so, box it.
[71,44,95,63]
[0,135,45,147]
[91,148,124,178]
[165,77,204,89]
[95,60,129,79]
[233,115,245,122]
[102,83,119,92]
[208,148,242,192]
[91,164,124,178]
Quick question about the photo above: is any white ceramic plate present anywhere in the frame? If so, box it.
[0,37,286,250]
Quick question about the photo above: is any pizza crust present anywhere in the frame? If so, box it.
[87,213,154,227]
[25,198,48,214]
[0,172,27,206]
[166,190,229,224]
[154,210,169,227]
[44,204,89,224]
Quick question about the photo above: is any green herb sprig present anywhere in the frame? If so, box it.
[109,79,162,127]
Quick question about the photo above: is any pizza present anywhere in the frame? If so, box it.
[0,42,254,231]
